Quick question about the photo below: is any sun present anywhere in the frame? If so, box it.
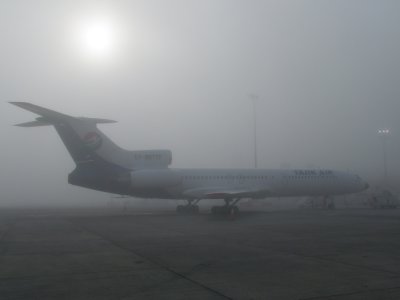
[73,15,118,62]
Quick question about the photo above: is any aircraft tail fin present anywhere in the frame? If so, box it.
[10,102,172,170]
[10,102,124,167]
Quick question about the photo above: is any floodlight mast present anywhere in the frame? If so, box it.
[249,94,259,169]
[378,129,390,185]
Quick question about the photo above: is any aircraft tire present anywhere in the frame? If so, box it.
[228,206,239,217]
[192,205,200,214]
[211,206,238,216]
[233,206,239,215]
[176,205,184,214]
[211,206,221,215]
[177,205,199,214]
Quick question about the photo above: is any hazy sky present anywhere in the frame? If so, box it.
[1,0,400,206]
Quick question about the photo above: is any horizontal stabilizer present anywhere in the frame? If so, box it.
[10,102,72,121]
[15,117,52,127]
[77,117,117,124]
[10,102,117,125]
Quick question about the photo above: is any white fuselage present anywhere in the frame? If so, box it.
[128,168,368,199]
[11,102,370,204]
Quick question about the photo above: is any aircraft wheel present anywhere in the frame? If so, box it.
[192,205,200,214]
[176,205,184,214]
[211,206,221,215]
[177,205,199,214]
[233,206,239,215]
[211,206,238,216]
[229,206,239,217]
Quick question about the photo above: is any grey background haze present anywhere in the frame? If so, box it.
[1,0,399,206]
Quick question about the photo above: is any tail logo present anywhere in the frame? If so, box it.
[83,132,102,150]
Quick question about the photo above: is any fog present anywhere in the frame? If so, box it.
[1,0,400,207]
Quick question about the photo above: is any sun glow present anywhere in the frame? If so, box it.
[73,15,119,62]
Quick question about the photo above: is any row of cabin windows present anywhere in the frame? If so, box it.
[182,175,336,180]
[183,175,274,180]
[284,175,336,180]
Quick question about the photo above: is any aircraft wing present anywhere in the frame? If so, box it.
[182,187,271,199]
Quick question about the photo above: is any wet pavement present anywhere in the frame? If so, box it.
[1,207,400,299]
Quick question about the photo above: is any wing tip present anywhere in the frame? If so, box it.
[9,102,34,110]
[9,101,29,105]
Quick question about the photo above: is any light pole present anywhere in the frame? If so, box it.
[378,129,390,185]
[249,94,258,168]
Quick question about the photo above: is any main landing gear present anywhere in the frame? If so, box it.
[176,199,200,214]
[211,198,240,217]
[324,196,336,210]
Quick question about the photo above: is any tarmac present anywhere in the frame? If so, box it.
[1,207,400,300]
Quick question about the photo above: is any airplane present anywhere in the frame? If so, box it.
[10,102,369,216]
